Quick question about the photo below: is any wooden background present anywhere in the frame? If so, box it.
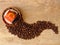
[0,0,60,45]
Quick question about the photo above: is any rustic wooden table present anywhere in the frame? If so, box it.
[0,0,60,45]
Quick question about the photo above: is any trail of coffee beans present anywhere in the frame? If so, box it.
[6,14,58,40]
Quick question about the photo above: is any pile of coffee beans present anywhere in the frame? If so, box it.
[6,14,58,40]
[3,7,58,40]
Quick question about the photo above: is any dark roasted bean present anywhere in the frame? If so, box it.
[5,15,58,40]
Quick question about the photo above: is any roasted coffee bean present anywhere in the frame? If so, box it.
[5,15,58,40]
